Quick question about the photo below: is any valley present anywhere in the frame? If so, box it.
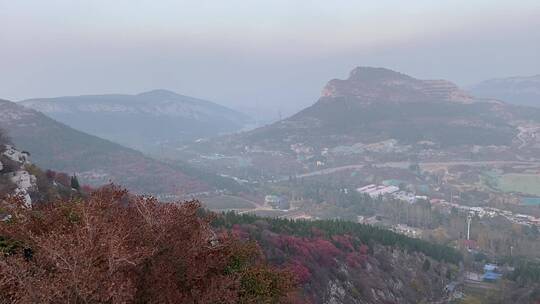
[2,2,540,303]
[3,67,540,303]
[170,68,540,302]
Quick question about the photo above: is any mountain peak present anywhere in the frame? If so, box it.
[137,89,180,99]
[322,67,473,103]
[348,66,414,82]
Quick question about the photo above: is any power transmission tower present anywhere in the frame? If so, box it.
[466,213,473,240]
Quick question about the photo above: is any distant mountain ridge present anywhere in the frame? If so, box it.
[239,67,521,149]
[469,75,540,107]
[20,90,252,153]
[0,98,240,195]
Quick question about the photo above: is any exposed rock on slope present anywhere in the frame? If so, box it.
[216,213,461,304]
[322,67,474,104]
[240,67,521,150]
[0,144,36,206]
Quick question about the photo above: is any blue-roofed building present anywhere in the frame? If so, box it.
[482,271,502,282]
[482,264,502,282]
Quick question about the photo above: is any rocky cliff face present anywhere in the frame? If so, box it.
[235,66,519,151]
[320,245,450,304]
[0,144,36,206]
[322,67,474,104]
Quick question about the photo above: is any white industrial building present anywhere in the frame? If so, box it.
[357,184,399,198]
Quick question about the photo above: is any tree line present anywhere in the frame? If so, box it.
[214,212,463,264]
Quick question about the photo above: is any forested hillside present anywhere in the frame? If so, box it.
[214,212,461,303]
[0,99,241,196]
[21,90,252,153]
[0,180,462,304]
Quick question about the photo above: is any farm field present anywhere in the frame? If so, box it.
[497,174,540,196]
[481,171,540,196]
[202,195,257,211]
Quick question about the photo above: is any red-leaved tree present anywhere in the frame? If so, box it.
[0,188,295,303]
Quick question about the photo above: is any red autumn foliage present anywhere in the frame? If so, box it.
[332,235,355,252]
[81,184,94,193]
[270,235,342,263]
[359,244,369,255]
[231,224,250,240]
[55,172,70,187]
[45,169,56,180]
[287,260,312,284]
[0,189,295,304]
[310,239,341,266]
[228,224,371,300]
[345,252,368,268]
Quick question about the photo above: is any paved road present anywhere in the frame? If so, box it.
[293,160,540,179]
[296,164,366,178]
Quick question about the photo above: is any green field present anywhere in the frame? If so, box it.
[202,195,257,210]
[247,209,287,218]
[485,172,540,196]
[523,197,540,206]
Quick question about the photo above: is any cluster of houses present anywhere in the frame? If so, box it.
[430,198,540,227]
[356,183,428,204]
[390,223,422,238]
[356,180,540,229]
[264,195,290,210]
[357,215,423,239]
[465,263,506,284]
[355,182,540,228]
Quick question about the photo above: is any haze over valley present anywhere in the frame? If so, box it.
[1,1,540,303]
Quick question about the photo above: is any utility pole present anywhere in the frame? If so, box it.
[466,213,473,240]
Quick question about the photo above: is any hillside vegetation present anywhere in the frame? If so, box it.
[0,183,463,304]
[0,189,295,304]
[214,212,461,303]
[20,90,251,153]
[0,99,241,195]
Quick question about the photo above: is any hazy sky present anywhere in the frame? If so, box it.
[1,0,539,119]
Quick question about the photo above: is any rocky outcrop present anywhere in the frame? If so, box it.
[322,67,474,103]
[320,245,450,304]
[236,66,519,150]
[1,145,36,206]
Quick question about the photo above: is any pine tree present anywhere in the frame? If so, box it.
[422,259,431,271]
[70,175,80,191]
